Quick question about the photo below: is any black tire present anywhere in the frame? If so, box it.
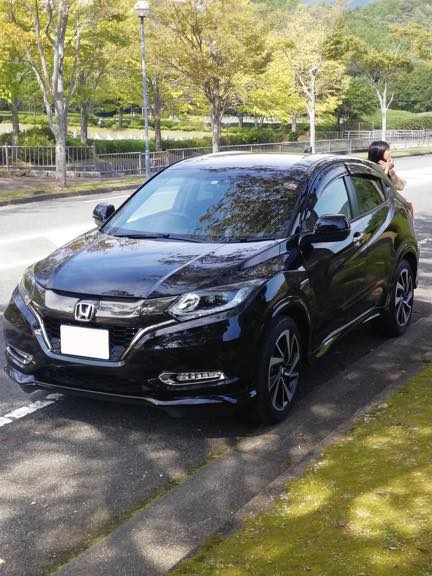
[249,316,303,425]
[373,259,414,337]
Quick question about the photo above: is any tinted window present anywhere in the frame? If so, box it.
[103,167,305,242]
[305,177,351,230]
[351,176,385,215]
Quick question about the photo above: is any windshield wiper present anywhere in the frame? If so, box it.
[115,232,205,243]
[222,235,277,243]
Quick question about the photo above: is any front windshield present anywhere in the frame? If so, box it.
[103,165,305,242]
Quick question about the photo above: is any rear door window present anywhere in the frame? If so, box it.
[350,176,386,215]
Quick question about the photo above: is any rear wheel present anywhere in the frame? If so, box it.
[373,259,414,337]
[250,316,302,424]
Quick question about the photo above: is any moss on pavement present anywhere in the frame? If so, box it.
[172,364,432,576]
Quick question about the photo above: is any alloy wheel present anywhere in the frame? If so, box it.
[395,268,413,328]
[268,329,300,412]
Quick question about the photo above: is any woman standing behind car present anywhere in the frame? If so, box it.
[368,140,407,191]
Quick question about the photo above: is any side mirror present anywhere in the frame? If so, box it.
[301,214,351,244]
[93,203,115,227]
[313,215,351,242]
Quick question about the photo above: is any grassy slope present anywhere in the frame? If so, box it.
[173,364,432,576]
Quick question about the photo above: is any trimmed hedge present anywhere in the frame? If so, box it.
[93,127,295,154]
[399,115,432,130]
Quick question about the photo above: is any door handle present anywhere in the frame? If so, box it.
[353,232,368,247]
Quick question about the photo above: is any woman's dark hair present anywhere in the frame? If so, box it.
[368,140,390,164]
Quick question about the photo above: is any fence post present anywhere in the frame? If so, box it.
[138,152,143,174]
[92,144,97,172]
[4,144,9,172]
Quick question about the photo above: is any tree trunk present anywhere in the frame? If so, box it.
[238,113,243,129]
[309,67,317,153]
[53,122,67,187]
[118,108,123,129]
[381,105,387,141]
[154,117,162,152]
[210,80,221,153]
[153,79,162,152]
[80,103,89,145]
[11,97,20,145]
[291,114,297,134]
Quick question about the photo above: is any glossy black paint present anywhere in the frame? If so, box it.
[92,203,115,227]
[3,153,419,413]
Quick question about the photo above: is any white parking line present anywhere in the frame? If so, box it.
[83,194,130,203]
[0,225,91,247]
[0,393,63,428]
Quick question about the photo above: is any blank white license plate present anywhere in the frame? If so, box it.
[60,325,110,360]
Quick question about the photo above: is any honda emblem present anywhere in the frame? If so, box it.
[74,302,96,322]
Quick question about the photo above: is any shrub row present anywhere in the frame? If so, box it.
[398,115,432,130]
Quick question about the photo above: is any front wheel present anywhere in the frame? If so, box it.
[373,259,414,337]
[250,316,303,424]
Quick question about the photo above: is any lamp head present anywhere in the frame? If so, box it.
[134,0,150,18]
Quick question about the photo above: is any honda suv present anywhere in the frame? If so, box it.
[3,153,418,423]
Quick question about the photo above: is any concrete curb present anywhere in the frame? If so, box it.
[0,184,140,208]
[53,316,432,576]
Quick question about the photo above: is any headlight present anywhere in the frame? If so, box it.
[168,279,264,321]
[18,265,37,305]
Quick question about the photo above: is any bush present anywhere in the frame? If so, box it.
[94,139,157,153]
[18,126,54,146]
[92,125,298,154]
[19,113,50,126]
[398,115,432,130]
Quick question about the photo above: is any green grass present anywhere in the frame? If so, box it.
[0,175,144,203]
[172,363,432,576]
[362,110,421,130]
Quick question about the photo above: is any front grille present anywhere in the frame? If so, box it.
[43,317,139,361]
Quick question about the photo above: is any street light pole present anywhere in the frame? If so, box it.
[135,1,151,179]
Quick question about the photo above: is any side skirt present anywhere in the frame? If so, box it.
[311,307,384,361]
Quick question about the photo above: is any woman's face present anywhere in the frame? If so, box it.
[383,148,391,162]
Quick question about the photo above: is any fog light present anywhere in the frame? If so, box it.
[159,371,226,386]
[6,345,34,366]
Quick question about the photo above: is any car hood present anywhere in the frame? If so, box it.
[34,230,283,299]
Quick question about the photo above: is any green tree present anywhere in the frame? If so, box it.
[334,75,377,127]
[0,41,34,144]
[156,0,269,152]
[353,36,412,139]
[1,0,126,186]
[73,5,129,145]
[278,4,349,151]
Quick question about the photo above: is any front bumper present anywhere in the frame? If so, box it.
[3,289,261,410]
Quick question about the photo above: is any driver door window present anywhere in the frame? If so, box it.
[306,177,352,230]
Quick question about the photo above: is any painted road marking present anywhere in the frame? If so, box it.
[0,393,63,428]
[83,194,130,203]
[0,224,91,247]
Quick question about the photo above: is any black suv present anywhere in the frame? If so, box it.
[3,153,418,423]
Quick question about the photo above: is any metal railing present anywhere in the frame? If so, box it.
[1,130,431,177]
[0,145,95,171]
[343,129,432,142]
